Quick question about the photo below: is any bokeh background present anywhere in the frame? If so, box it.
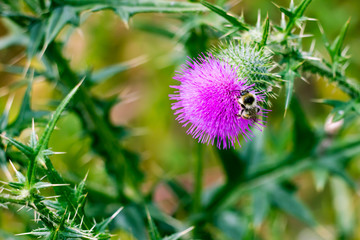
[0,0,360,239]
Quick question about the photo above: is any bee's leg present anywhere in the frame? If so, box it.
[256,107,260,113]
[236,109,243,118]
[240,104,246,109]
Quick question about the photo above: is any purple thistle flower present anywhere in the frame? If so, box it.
[169,54,269,149]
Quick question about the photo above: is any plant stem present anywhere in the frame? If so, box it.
[0,193,28,205]
[193,143,203,213]
[302,60,360,98]
[25,155,36,188]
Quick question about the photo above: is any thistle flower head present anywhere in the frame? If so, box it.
[170,54,268,149]
[211,40,278,104]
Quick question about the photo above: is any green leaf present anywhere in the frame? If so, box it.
[0,95,14,131]
[90,56,147,84]
[32,182,69,189]
[330,177,355,238]
[162,227,194,240]
[96,207,123,233]
[8,80,42,135]
[43,6,79,52]
[270,184,316,226]
[213,210,247,240]
[284,0,312,36]
[0,34,28,50]
[9,160,25,183]
[252,189,269,226]
[147,208,162,240]
[55,0,206,23]
[330,18,350,61]
[24,0,41,14]
[201,1,249,31]
[29,119,37,149]
[312,168,328,191]
[284,70,296,114]
[0,135,34,159]
[260,15,269,47]
[27,21,45,60]
[113,205,147,240]
[279,7,294,18]
[34,80,83,154]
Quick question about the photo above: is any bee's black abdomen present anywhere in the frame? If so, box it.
[244,96,254,104]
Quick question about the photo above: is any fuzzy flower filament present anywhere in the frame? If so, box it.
[170,54,268,149]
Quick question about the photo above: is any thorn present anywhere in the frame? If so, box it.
[80,216,84,228]
[89,222,96,231]
[39,43,47,59]
[290,0,294,9]
[317,22,325,34]
[39,175,47,181]
[310,39,316,53]
[42,195,61,199]
[71,206,80,222]
[5,94,14,114]
[22,60,31,79]
[0,180,9,185]
[256,9,261,29]
[281,12,286,29]
[67,211,71,222]
[109,207,124,221]
[271,1,280,8]
[76,28,84,39]
[83,170,89,182]
[1,164,13,182]
[52,152,67,155]
[78,76,86,87]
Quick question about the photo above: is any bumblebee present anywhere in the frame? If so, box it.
[236,90,260,120]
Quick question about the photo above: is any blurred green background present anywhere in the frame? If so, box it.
[0,0,360,239]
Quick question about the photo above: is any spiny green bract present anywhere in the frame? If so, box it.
[211,40,278,105]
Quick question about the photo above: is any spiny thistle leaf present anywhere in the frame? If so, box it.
[27,21,45,60]
[201,1,249,31]
[8,81,32,134]
[269,184,316,226]
[147,208,162,240]
[90,56,147,84]
[260,15,270,47]
[284,0,312,36]
[330,18,350,60]
[284,70,296,114]
[0,95,14,131]
[0,134,34,159]
[34,80,83,155]
[9,160,25,183]
[43,6,79,53]
[23,0,41,14]
[162,226,194,240]
[54,0,207,24]
[95,207,123,233]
